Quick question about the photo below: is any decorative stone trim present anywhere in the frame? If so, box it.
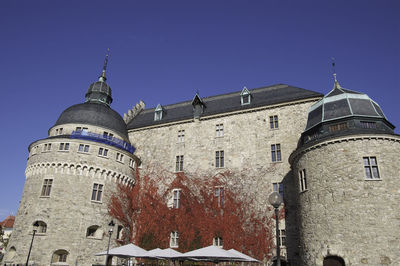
[25,162,135,186]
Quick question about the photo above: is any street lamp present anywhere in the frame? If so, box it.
[269,192,283,266]
[26,221,39,266]
[106,220,115,266]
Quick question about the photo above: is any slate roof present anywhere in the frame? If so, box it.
[54,102,128,138]
[127,84,323,130]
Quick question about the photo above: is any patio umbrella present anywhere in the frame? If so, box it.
[95,243,149,258]
[146,248,163,258]
[177,245,243,262]
[156,248,183,259]
[228,249,261,263]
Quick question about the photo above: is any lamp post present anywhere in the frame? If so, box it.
[106,220,115,266]
[269,192,283,266]
[26,221,39,266]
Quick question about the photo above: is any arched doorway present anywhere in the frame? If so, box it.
[323,256,345,266]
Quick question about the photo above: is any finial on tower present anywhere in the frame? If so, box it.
[99,48,110,82]
[331,57,340,88]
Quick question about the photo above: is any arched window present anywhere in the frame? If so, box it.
[7,246,16,259]
[51,249,69,263]
[323,256,345,266]
[86,225,103,239]
[34,220,47,234]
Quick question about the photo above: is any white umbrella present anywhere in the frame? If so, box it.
[228,249,261,263]
[156,248,183,259]
[178,245,242,262]
[146,248,163,257]
[95,243,149,258]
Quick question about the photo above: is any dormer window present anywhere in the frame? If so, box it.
[154,104,163,121]
[240,87,251,105]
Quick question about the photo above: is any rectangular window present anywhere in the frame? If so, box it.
[41,179,53,197]
[299,169,308,192]
[270,115,279,129]
[91,183,103,202]
[175,155,184,172]
[271,144,281,162]
[363,156,380,179]
[103,131,114,139]
[178,130,185,143]
[59,143,70,151]
[78,144,90,153]
[116,153,124,163]
[216,124,224,137]
[329,122,348,132]
[129,159,135,168]
[360,121,377,129]
[213,236,223,247]
[43,143,52,152]
[280,229,286,247]
[98,148,108,157]
[215,187,224,207]
[170,231,179,248]
[215,150,224,168]
[173,189,181,209]
[56,128,63,135]
[273,182,284,198]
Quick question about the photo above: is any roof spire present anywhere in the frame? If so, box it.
[331,57,340,89]
[99,48,110,82]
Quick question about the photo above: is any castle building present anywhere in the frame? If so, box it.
[4,60,400,265]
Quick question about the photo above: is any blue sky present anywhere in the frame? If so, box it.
[0,0,399,220]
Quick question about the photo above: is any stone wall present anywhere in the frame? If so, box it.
[290,135,400,266]
[5,125,137,266]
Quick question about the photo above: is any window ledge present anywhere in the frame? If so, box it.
[364,178,382,181]
[57,150,69,152]
[90,200,103,204]
[98,155,108,159]
[40,196,50,198]
[77,151,90,154]
[116,160,124,164]
[300,189,308,194]
[86,236,103,240]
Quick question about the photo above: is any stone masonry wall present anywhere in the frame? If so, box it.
[291,135,400,266]
[5,124,137,266]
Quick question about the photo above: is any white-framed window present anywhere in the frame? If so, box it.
[176,155,184,172]
[269,115,279,129]
[271,144,281,162]
[55,128,63,135]
[363,156,380,179]
[78,144,90,153]
[216,150,224,168]
[273,182,284,198]
[98,147,108,157]
[172,189,181,209]
[240,87,251,105]
[279,229,286,247]
[43,143,52,152]
[215,187,224,207]
[34,220,47,234]
[86,225,103,239]
[170,231,179,248]
[116,153,124,163]
[154,104,163,121]
[178,130,185,143]
[216,124,224,137]
[51,250,68,263]
[117,225,124,240]
[103,131,114,139]
[41,179,53,197]
[129,159,135,168]
[76,127,88,132]
[91,183,103,202]
[213,236,223,247]
[59,142,70,151]
[299,169,307,192]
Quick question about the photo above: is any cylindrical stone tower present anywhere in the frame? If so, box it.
[289,77,400,266]
[4,62,139,265]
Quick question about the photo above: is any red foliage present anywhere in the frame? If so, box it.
[108,168,276,261]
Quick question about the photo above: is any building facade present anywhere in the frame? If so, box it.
[4,65,400,265]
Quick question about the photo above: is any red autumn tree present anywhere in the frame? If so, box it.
[108,166,278,261]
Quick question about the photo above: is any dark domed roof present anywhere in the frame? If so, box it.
[305,81,386,130]
[54,102,128,138]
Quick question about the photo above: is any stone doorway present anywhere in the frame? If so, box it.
[323,256,345,266]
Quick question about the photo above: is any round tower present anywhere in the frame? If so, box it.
[289,76,400,266]
[5,58,139,265]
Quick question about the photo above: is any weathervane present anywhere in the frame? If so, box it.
[100,48,110,81]
[331,57,337,83]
